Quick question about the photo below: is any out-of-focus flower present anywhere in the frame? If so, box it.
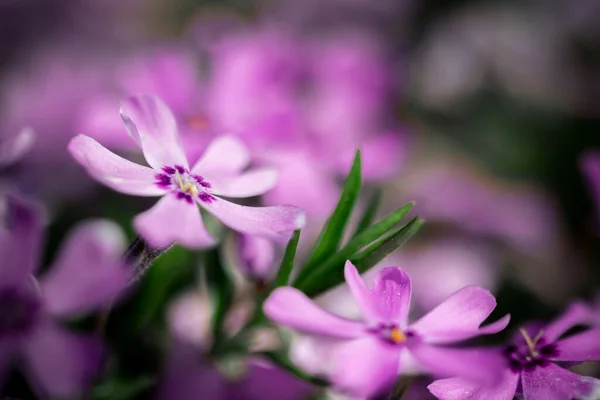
[0,196,129,397]
[0,127,35,170]
[235,234,279,282]
[69,95,305,249]
[429,303,600,400]
[264,261,509,398]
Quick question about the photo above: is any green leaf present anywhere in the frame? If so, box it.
[272,230,301,288]
[351,216,423,273]
[293,150,362,285]
[295,202,415,296]
[92,376,154,400]
[352,188,382,237]
[204,249,234,347]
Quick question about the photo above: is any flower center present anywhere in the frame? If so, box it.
[0,287,41,336]
[504,328,558,372]
[155,165,216,204]
[370,323,407,345]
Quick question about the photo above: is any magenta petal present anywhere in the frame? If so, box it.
[0,196,44,288]
[209,167,278,198]
[0,127,35,168]
[68,135,166,196]
[331,337,401,398]
[40,221,130,318]
[263,287,365,339]
[202,198,305,242]
[120,94,189,169]
[521,363,600,400]
[238,234,277,280]
[343,261,380,324]
[409,286,509,344]
[134,195,217,249]
[543,301,594,342]
[409,344,505,386]
[371,267,412,326]
[191,136,250,180]
[428,370,519,400]
[21,322,103,398]
[552,327,600,362]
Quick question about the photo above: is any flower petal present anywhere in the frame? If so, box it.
[68,134,165,196]
[428,370,519,400]
[201,197,305,242]
[552,327,600,362]
[521,363,600,400]
[134,194,217,249]
[191,135,250,180]
[0,126,35,168]
[543,301,595,343]
[40,220,130,318]
[263,287,365,339]
[120,94,189,169]
[409,286,509,344]
[21,322,103,398]
[237,234,277,280]
[331,337,402,398]
[209,167,278,198]
[0,196,44,288]
[371,266,412,327]
[409,344,505,386]
[343,261,379,324]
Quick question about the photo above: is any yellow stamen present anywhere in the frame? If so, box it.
[390,327,406,344]
[188,115,209,131]
[519,328,544,358]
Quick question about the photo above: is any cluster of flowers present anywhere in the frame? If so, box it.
[1,89,600,399]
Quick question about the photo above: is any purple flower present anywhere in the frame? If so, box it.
[0,127,35,169]
[69,94,305,249]
[428,303,600,400]
[0,196,130,397]
[263,261,510,398]
[236,233,279,282]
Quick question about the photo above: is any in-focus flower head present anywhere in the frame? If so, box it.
[429,302,600,400]
[69,94,305,249]
[264,261,510,398]
[0,195,130,397]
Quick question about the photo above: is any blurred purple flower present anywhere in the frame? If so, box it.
[429,303,600,400]
[236,234,278,282]
[0,196,129,397]
[264,261,509,398]
[69,94,305,248]
[0,128,35,170]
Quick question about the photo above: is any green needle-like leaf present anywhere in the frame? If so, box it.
[294,150,362,285]
[272,230,301,288]
[352,188,382,237]
[295,202,415,296]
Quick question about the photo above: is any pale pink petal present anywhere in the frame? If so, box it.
[371,267,412,327]
[543,301,594,342]
[191,135,250,180]
[331,337,402,398]
[552,327,600,362]
[21,322,103,398]
[201,197,305,242]
[209,167,278,198]
[521,363,600,400]
[263,287,365,339]
[120,94,189,169]
[237,234,277,280]
[0,127,35,168]
[409,344,505,386]
[428,370,519,400]
[0,196,44,287]
[41,220,130,318]
[409,286,509,344]
[344,261,380,324]
[134,194,217,249]
[68,135,165,196]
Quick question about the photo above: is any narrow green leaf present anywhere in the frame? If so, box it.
[295,202,415,296]
[352,216,423,273]
[204,249,234,346]
[293,150,362,285]
[272,230,301,288]
[352,188,382,237]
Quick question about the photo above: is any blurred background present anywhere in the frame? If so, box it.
[2,0,600,398]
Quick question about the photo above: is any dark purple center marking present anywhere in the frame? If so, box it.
[155,165,216,204]
[368,322,411,344]
[0,287,41,336]
[505,329,559,372]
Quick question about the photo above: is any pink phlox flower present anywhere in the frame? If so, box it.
[69,94,305,249]
[264,260,510,398]
[0,196,130,398]
[429,302,600,400]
